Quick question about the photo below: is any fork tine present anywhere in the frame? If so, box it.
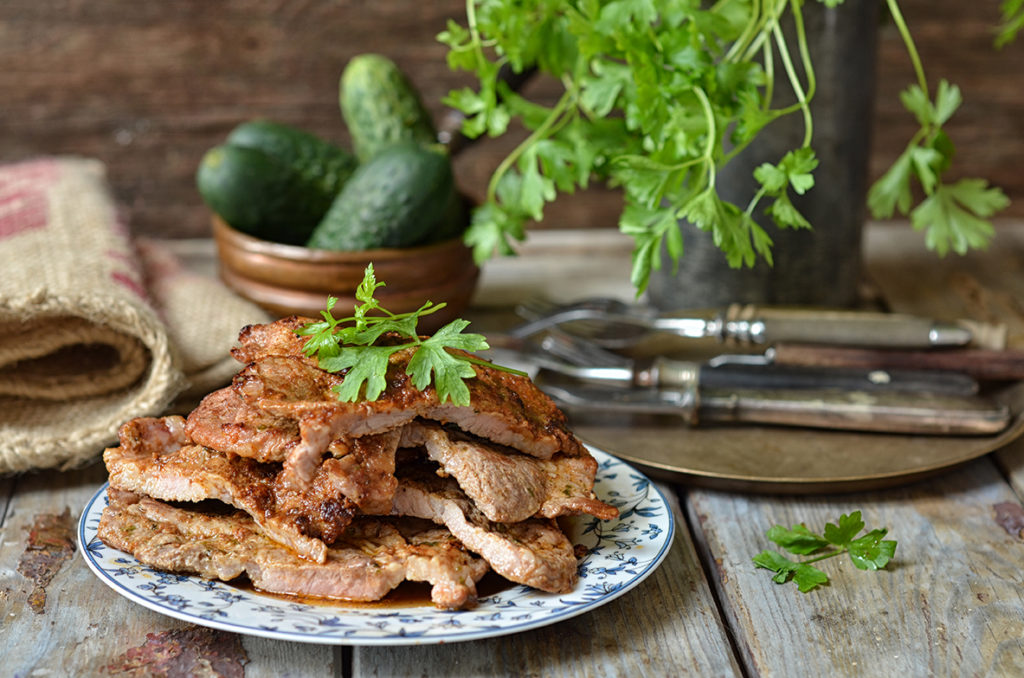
[514,297,560,321]
[512,297,612,340]
[509,298,630,366]
[539,333,630,368]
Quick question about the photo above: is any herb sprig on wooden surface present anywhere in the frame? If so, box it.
[752,511,897,592]
[440,0,1010,294]
[297,264,519,406]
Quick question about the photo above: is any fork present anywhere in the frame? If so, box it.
[511,297,988,350]
[511,297,655,348]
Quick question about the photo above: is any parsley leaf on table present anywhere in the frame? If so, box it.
[753,511,897,592]
[295,264,511,407]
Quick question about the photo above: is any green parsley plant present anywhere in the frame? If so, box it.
[752,510,897,593]
[868,1,1009,256]
[296,264,517,407]
[439,0,1011,295]
[997,0,1024,48]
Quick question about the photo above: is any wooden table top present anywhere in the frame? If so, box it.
[3,221,1024,676]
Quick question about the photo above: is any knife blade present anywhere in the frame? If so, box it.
[540,382,1012,436]
[483,347,980,396]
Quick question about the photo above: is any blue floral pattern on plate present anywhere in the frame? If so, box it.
[79,447,674,645]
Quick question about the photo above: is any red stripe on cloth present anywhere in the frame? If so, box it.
[110,271,148,301]
[0,159,61,239]
[0,189,47,238]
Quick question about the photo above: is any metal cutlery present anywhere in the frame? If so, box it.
[541,381,1011,436]
[510,297,996,350]
[765,343,1024,382]
[484,337,981,396]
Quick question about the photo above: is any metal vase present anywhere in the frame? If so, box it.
[648,0,879,310]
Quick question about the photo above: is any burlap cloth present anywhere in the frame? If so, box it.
[0,157,272,474]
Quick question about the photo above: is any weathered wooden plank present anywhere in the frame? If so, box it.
[0,463,336,677]
[353,484,741,678]
[686,458,1024,677]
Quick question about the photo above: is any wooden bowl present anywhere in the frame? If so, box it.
[212,216,480,333]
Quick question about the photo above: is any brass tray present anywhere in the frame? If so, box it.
[568,380,1024,494]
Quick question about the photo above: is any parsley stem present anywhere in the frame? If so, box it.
[692,86,717,189]
[762,40,775,109]
[485,87,574,205]
[460,353,528,377]
[771,12,812,148]
[788,0,816,111]
[885,0,929,95]
[741,0,789,62]
[723,0,763,63]
[464,0,485,74]
[745,186,768,216]
[800,548,846,566]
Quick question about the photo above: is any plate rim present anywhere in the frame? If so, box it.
[79,446,675,646]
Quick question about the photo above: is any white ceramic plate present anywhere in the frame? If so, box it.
[79,447,674,645]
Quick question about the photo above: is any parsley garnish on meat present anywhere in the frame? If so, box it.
[297,264,520,406]
[752,511,897,592]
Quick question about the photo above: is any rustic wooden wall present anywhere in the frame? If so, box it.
[1,0,1021,239]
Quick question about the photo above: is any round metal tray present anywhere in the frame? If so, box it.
[569,381,1024,494]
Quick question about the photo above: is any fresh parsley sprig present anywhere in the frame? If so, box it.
[296,264,519,407]
[752,511,897,593]
[867,0,1009,256]
[440,0,1010,295]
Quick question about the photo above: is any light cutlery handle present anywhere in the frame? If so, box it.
[718,305,973,348]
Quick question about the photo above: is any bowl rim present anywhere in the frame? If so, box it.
[211,215,473,263]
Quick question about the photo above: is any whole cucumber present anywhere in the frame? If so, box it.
[226,119,357,201]
[306,141,455,251]
[340,54,438,161]
[196,144,328,244]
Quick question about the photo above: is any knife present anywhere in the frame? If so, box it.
[540,382,1012,436]
[766,343,1024,382]
[509,302,991,349]
[484,347,981,396]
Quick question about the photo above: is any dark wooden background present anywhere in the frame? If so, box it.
[1,0,1021,239]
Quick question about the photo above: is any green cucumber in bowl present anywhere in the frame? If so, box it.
[306,141,454,251]
[226,119,357,202]
[197,144,330,245]
[340,54,438,161]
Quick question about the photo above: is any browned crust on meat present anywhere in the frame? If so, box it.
[186,387,299,463]
[104,424,358,563]
[232,315,316,366]
[98,492,489,609]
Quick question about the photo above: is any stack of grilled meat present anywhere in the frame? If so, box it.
[97,317,618,610]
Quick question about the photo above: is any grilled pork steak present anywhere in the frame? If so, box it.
[99,315,617,605]
[391,465,580,593]
[106,440,337,563]
[98,492,488,609]
[186,387,299,463]
[400,422,617,523]
[187,400,614,525]
[106,417,405,563]
[229,317,586,488]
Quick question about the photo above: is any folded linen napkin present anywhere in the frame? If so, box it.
[0,157,272,473]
